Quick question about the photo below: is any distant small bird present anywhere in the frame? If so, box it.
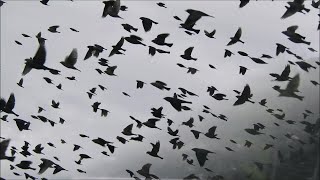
[204,29,216,38]
[17,78,24,88]
[70,28,79,32]
[121,23,138,33]
[48,26,60,33]
[164,93,192,111]
[273,74,304,101]
[239,0,250,8]
[192,148,214,167]
[102,0,122,18]
[0,93,19,116]
[281,0,310,19]
[224,49,234,58]
[60,48,80,71]
[0,139,15,162]
[180,9,213,34]
[152,33,173,47]
[181,47,197,60]
[239,66,248,75]
[51,100,60,109]
[157,2,167,8]
[109,37,126,57]
[234,84,254,106]
[227,27,244,46]
[270,64,291,81]
[140,17,158,32]
[136,80,146,89]
[276,43,288,56]
[40,0,49,6]
[146,141,163,159]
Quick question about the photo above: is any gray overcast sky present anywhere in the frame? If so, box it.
[1,0,319,180]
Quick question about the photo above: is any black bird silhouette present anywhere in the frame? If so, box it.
[121,23,138,33]
[259,99,267,107]
[207,86,217,96]
[281,0,310,19]
[245,128,264,135]
[273,73,303,101]
[116,136,128,144]
[122,124,136,136]
[0,1,5,7]
[204,29,216,38]
[311,80,319,86]
[192,148,214,167]
[137,163,159,179]
[239,0,250,8]
[282,25,306,40]
[234,84,254,105]
[70,28,79,32]
[1,115,8,122]
[66,76,76,81]
[191,130,202,139]
[105,65,118,76]
[53,164,68,174]
[276,43,288,56]
[102,0,121,18]
[167,127,179,136]
[77,169,86,173]
[261,54,273,59]
[73,144,82,151]
[204,126,220,139]
[40,0,49,6]
[101,151,110,156]
[224,49,234,58]
[173,15,182,21]
[152,33,173,47]
[130,134,144,142]
[38,158,55,174]
[244,140,253,147]
[151,80,170,91]
[92,137,112,147]
[312,0,320,8]
[13,119,31,131]
[60,48,80,71]
[22,34,60,75]
[164,93,192,111]
[212,93,228,100]
[15,40,22,45]
[143,118,162,130]
[51,100,60,109]
[48,25,60,33]
[22,33,31,38]
[167,119,174,126]
[180,9,213,34]
[0,93,19,116]
[270,64,291,81]
[187,67,198,74]
[263,144,274,150]
[24,173,36,180]
[140,17,158,32]
[181,47,197,60]
[109,37,126,57]
[295,61,316,72]
[239,66,248,75]
[182,117,194,128]
[125,35,146,46]
[16,161,36,170]
[151,107,165,118]
[157,2,167,8]
[33,144,44,154]
[227,27,244,46]
[136,80,145,89]
[0,139,15,162]
[147,141,163,159]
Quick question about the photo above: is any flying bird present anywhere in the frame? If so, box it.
[192,148,214,167]
[102,0,122,18]
[233,84,254,106]
[181,47,197,60]
[0,93,19,116]
[273,73,304,101]
[227,27,244,46]
[140,17,158,32]
[146,141,163,159]
[60,48,80,71]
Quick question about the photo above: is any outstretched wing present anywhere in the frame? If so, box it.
[286,73,300,92]
[6,93,16,111]
[65,48,78,66]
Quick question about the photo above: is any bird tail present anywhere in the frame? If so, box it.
[164,87,171,91]
[298,96,304,101]
[240,40,245,44]
[304,8,310,13]
[305,41,311,45]
[195,29,200,34]
[167,43,173,47]
[12,111,19,117]
[133,28,138,32]
[248,100,255,104]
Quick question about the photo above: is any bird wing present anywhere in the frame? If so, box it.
[185,47,194,56]
[234,27,242,39]
[65,48,78,66]
[6,93,16,111]
[287,25,298,33]
[115,37,124,47]
[281,7,295,19]
[0,139,10,156]
[239,0,250,8]
[241,84,251,97]
[280,64,290,78]
[140,163,151,174]
[21,64,31,76]
[141,18,152,32]
[33,43,46,65]
[102,1,114,17]
[207,126,217,135]
[286,73,300,92]
[157,33,170,41]
[194,149,211,167]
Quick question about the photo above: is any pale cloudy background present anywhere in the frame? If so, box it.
[0,0,319,179]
